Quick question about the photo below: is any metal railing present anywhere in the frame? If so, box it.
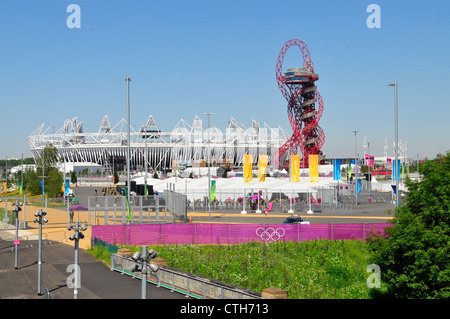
[44,286,54,299]
[87,192,188,226]
[181,185,393,213]
[110,253,261,299]
[0,234,35,253]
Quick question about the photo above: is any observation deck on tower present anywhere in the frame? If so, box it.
[283,67,319,84]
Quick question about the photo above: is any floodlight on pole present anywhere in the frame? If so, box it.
[126,77,132,223]
[131,246,159,299]
[353,131,358,209]
[68,221,88,299]
[33,209,48,296]
[389,82,399,208]
[202,112,214,220]
[12,201,22,269]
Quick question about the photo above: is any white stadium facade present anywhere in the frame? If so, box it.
[27,115,290,172]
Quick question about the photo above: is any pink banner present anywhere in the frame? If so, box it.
[92,223,391,246]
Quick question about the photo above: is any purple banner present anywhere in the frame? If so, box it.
[92,223,391,246]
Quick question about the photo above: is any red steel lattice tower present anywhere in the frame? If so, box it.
[273,39,325,167]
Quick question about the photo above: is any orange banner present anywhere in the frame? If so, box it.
[290,155,301,183]
[244,154,253,183]
[309,154,319,183]
[258,155,269,182]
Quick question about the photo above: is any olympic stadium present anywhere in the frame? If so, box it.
[27,115,291,172]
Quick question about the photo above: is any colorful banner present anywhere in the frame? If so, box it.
[392,159,401,181]
[18,181,23,195]
[309,154,319,183]
[258,155,269,183]
[244,154,253,183]
[348,162,352,179]
[38,180,45,195]
[210,180,216,202]
[65,179,70,195]
[333,159,341,180]
[365,154,374,167]
[290,155,301,183]
[357,179,361,194]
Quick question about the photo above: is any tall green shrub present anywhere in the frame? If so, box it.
[367,151,450,298]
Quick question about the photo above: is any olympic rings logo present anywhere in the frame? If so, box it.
[256,227,285,242]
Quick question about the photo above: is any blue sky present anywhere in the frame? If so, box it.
[1,0,449,160]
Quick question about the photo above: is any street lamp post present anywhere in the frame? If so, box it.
[145,126,148,196]
[353,131,358,207]
[33,209,48,296]
[131,246,159,299]
[5,156,8,230]
[126,77,131,223]
[353,131,358,169]
[389,82,399,208]
[12,201,23,269]
[202,113,214,220]
[68,221,87,299]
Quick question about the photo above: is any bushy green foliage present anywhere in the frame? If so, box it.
[71,171,78,185]
[367,152,450,298]
[88,244,113,265]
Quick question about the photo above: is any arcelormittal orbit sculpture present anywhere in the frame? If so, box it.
[273,39,325,167]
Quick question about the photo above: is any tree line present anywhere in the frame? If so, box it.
[3,144,72,198]
[2,144,123,198]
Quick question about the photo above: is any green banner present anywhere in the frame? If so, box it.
[348,162,352,179]
[210,180,216,202]
[124,186,131,222]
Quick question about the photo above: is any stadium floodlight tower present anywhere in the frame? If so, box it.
[273,39,325,167]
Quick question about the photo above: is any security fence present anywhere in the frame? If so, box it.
[1,196,25,229]
[87,191,187,226]
[181,184,393,213]
[92,222,391,246]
